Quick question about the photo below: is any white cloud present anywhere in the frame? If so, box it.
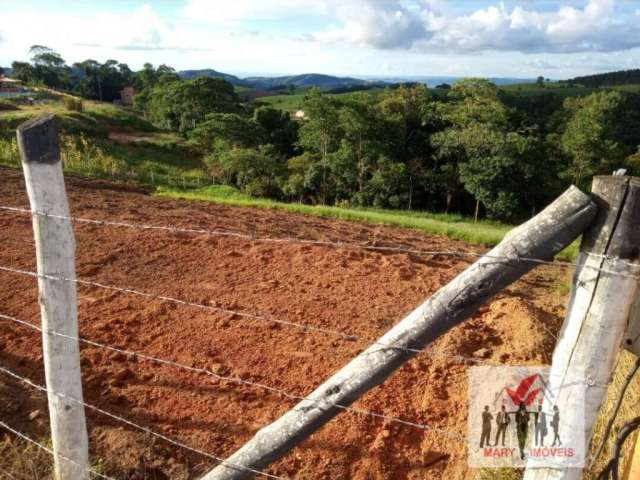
[1,0,639,79]
[525,59,559,71]
[315,0,640,54]
[316,0,427,49]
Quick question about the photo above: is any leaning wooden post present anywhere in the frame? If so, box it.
[524,176,640,480]
[200,185,597,480]
[17,114,90,479]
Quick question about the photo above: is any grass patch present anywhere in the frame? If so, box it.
[0,98,157,139]
[0,98,206,188]
[0,434,53,479]
[157,184,510,245]
[157,184,580,261]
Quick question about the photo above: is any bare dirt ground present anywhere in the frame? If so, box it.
[0,167,569,479]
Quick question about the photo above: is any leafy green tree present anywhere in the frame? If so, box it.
[190,113,264,151]
[282,152,316,202]
[10,61,36,84]
[378,84,437,209]
[560,90,627,188]
[29,45,69,88]
[298,89,341,204]
[11,46,69,88]
[145,77,239,135]
[132,63,180,111]
[207,145,285,197]
[433,78,530,220]
[457,128,542,221]
[253,106,299,156]
[366,155,408,208]
[331,98,383,204]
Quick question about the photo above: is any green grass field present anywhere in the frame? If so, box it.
[256,82,640,112]
[260,89,383,112]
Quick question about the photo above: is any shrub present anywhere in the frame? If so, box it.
[0,137,19,166]
[64,97,84,112]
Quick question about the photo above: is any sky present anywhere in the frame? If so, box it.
[1,0,639,79]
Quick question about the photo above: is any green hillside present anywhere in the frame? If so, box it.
[0,94,205,186]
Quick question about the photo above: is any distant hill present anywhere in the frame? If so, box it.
[566,69,640,87]
[178,69,250,86]
[178,69,381,90]
[244,73,374,89]
[361,75,533,86]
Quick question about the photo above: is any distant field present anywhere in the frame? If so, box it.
[500,81,640,97]
[258,82,640,111]
[260,89,383,112]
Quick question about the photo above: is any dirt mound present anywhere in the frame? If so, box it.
[0,168,568,479]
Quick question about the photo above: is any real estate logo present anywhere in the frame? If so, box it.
[468,366,586,468]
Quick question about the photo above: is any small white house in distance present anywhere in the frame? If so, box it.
[294,109,305,120]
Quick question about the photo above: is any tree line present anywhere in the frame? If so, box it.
[9,45,180,102]
[8,46,640,222]
[138,76,640,222]
[567,69,640,88]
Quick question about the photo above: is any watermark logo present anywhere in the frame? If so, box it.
[468,366,586,468]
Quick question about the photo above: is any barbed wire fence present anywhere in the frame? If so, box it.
[0,115,638,479]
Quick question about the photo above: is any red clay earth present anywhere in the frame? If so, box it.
[0,167,569,479]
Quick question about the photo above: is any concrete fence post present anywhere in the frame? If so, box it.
[17,114,90,479]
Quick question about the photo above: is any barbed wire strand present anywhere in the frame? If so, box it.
[0,263,506,367]
[2,205,640,277]
[0,365,286,480]
[0,312,466,441]
[0,420,116,480]
[0,265,611,387]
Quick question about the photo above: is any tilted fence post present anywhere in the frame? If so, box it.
[17,114,90,479]
[200,185,597,480]
[524,176,640,480]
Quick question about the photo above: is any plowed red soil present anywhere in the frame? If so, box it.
[0,167,568,479]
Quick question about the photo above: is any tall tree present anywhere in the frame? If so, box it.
[145,77,240,135]
[298,89,341,204]
[560,90,627,189]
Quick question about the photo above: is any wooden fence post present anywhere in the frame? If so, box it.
[200,185,597,480]
[524,176,640,480]
[17,114,90,479]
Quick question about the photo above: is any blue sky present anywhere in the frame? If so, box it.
[1,0,639,79]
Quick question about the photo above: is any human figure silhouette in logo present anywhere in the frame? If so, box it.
[534,405,547,446]
[551,405,562,446]
[480,405,493,447]
[495,405,510,446]
[515,401,530,459]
